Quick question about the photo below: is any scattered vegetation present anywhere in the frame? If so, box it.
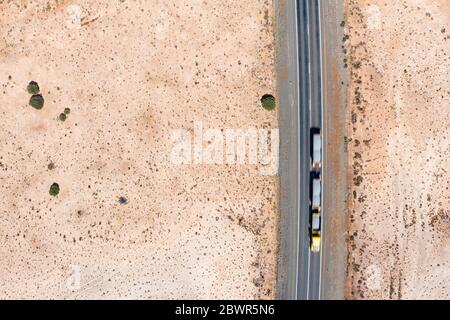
[64,108,71,115]
[353,175,363,187]
[27,81,40,95]
[59,113,67,122]
[29,94,45,110]
[49,183,60,196]
[118,196,128,205]
[261,94,276,111]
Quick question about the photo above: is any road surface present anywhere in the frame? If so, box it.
[297,0,324,300]
[274,0,324,300]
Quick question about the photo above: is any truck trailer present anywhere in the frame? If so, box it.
[310,176,322,252]
[311,128,322,170]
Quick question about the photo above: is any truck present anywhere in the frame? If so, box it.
[311,128,322,170]
[311,177,321,210]
[311,213,321,253]
[310,176,322,253]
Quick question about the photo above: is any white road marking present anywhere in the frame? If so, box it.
[305,0,312,300]
[318,0,324,300]
[307,0,313,126]
[293,0,302,300]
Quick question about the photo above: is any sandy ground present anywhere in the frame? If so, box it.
[344,0,450,299]
[0,0,278,299]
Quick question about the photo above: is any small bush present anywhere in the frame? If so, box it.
[59,113,67,122]
[29,94,44,110]
[64,108,71,115]
[49,183,60,196]
[261,94,276,111]
[118,196,128,205]
[27,81,40,95]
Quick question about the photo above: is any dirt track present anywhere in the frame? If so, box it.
[344,0,450,299]
[0,0,278,299]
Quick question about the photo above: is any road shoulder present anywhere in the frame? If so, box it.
[321,0,347,300]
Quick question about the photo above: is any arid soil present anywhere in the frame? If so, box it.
[0,0,278,299]
[344,0,450,299]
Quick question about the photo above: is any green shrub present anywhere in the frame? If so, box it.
[27,81,40,95]
[118,196,128,205]
[49,183,60,196]
[59,113,67,122]
[64,108,71,115]
[261,94,276,111]
[29,94,44,110]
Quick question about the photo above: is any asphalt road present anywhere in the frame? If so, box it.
[275,0,325,300]
[275,0,301,300]
[296,0,324,300]
[276,0,346,300]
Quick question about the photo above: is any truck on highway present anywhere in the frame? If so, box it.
[311,128,322,170]
[311,177,321,210]
[311,213,321,253]
[310,176,322,253]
